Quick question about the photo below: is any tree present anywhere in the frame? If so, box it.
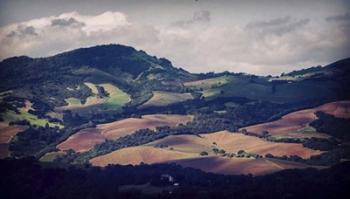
[262,131,270,137]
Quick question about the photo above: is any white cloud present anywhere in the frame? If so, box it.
[0,11,349,75]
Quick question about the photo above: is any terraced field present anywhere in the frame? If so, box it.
[57,114,193,152]
[241,100,350,139]
[90,130,322,175]
[140,91,193,108]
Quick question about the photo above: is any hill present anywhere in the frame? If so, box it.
[0,44,349,176]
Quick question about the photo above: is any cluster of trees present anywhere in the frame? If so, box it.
[310,111,350,141]
[9,125,63,158]
[264,145,350,167]
[211,148,262,159]
[1,157,349,199]
[240,127,339,152]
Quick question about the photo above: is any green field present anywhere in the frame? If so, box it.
[60,83,130,111]
[65,97,82,106]
[99,83,131,108]
[39,151,65,162]
[184,75,232,89]
[140,91,193,108]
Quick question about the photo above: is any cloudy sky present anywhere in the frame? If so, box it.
[0,0,349,75]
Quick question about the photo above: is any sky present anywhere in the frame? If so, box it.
[0,0,349,75]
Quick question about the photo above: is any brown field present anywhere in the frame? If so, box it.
[0,122,26,158]
[148,131,321,158]
[57,114,193,152]
[90,130,322,175]
[317,100,350,119]
[57,128,106,153]
[90,146,195,167]
[241,101,350,138]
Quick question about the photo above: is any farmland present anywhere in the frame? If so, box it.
[241,101,350,139]
[57,114,193,152]
[89,130,322,175]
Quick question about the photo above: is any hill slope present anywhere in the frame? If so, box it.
[0,44,349,172]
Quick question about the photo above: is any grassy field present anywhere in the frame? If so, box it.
[84,82,99,94]
[39,151,66,162]
[184,75,232,89]
[140,91,193,108]
[99,83,131,108]
[59,82,130,111]
[89,130,322,175]
[57,114,193,152]
[1,100,63,129]
[65,97,82,106]
[185,74,337,103]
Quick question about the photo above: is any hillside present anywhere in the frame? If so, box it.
[0,44,349,177]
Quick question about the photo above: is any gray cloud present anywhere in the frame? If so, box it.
[326,12,350,22]
[51,17,85,27]
[172,10,211,27]
[246,17,310,35]
[0,10,349,76]
[6,25,38,38]
[246,16,291,28]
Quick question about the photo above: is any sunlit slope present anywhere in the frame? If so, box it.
[90,130,322,175]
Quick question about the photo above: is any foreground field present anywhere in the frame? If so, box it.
[241,100,350,139]
[90,131,322,175]
[57,114,193,152]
